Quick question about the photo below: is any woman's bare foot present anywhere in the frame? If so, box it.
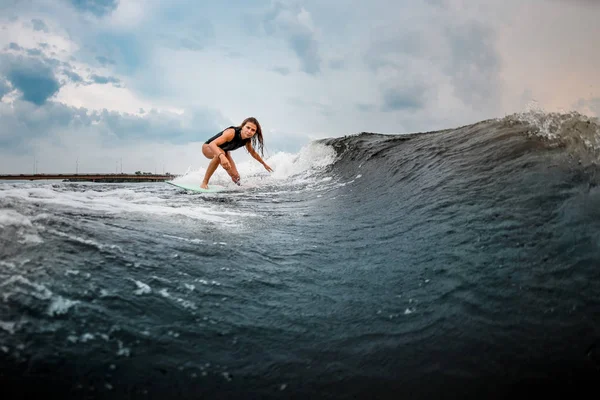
[200,181,209,189]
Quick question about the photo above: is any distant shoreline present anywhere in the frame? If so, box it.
[0,173,178,183]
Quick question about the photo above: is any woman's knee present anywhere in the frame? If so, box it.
[201,144,214,158]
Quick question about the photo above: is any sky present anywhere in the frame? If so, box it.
[0,0,599,174]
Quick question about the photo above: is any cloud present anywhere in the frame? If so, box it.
[575,97,600,117]
[272,66,291,76]
[0,101,226,174]
[0,99,227,150]
[99,108,216,144]
[288,97,333,116]
[93,31,145,74]
[63,69,83,83]
[356,103,376,112]
[263,1,321,75]
[444,20,500,109]
[328,59,345,70]
[26,48,43,56]
[0,79,12,99]
[260,129,312,155]
[158,29,215,52]
[363,7,502,114]
[31,18,49,33]
[90,74,121,86]
[381,85,427,111]
[68,0,119,17]
[2,39,88,88]
[0,100,85,150]
[588,99,600,116]
[95,55,116,66]
[425,0,446,7]
[152,5,216,52]
[0,54,61,105]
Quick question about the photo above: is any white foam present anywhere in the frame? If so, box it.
[20,233,44,244]
[47,228,105,250]
[150,275,171,283]
[0,185,240,224]
[81,333,95,342]
[267,142,337,180]
[0,261,16,269]
[0,209,33,227]
[0,320,16,334]
[132,280,151,295]
[67,331,110,344]
[1,275,53,301]
[172,142,337,188]
[47,296,79,316]
[0,275,79,318]
[194,279,221,286]
[162,234,204,244]
[176,298,197,310]
[117,340,130,357]
[513,103,600,143]
[0,209,44,244]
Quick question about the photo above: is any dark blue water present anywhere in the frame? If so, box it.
[1,111,599,399]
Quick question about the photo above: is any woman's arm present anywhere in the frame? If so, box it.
[246,142,273,172]
[209,128,235,156]
[209,128,235,170]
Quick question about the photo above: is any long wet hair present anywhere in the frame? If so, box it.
[240,117,265,156]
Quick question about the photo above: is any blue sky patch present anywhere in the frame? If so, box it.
[69,0,118,17]
[2,55,61,105]
[31,18,48,32]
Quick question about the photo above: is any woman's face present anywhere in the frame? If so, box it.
[241,122,257,139]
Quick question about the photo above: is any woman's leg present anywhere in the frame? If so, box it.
[225,153,241,185]
[201,144,220,188]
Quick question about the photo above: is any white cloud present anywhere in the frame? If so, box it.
[0,17,76,54]
[105,0,152,29]
[55,83,158,115]
[262,1,322,75]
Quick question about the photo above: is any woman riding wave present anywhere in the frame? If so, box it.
[200,117,273,189]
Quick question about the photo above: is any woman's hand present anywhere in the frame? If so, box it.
[264,163,273,172]
[219,154,231,170]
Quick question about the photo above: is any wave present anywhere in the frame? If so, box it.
[318,110,600,191]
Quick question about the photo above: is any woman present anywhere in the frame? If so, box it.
[200,117,273,189]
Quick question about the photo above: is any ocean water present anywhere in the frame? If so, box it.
[1,110,599,399]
